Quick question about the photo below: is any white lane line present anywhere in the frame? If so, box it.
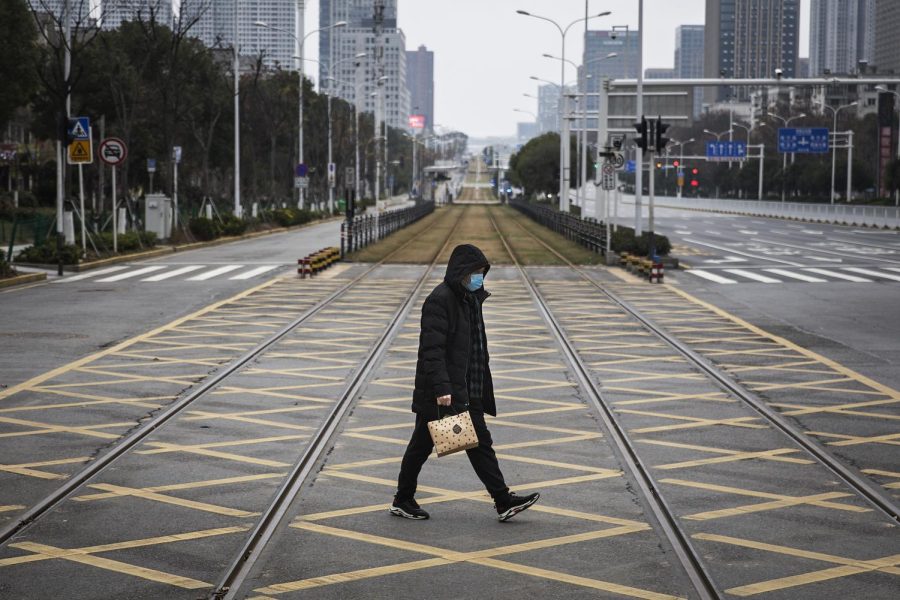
[675,230,692,235]
[687,270,738,284]
[704,230,723,236]
[724,269,781,283]
[187,265,244,281]
[807,256,843,262]
[96,266,167,282]
[763,269,826,283]
[803,268,871,283]
[52,266,128,283]
[229,265,280,280]
[738,230,758,235]
[683,238,802,266]
[887,267,900,273]
[842,267,900,283]
[142,265,205,282]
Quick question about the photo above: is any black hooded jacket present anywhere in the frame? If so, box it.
[412,244,496,420]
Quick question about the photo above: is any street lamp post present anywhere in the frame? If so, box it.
[255,19,347,210]
[767,112,806,201]
[517,8,611,212]
[703,129,733,201]
[819,101,857,204]
[670,138,694,198]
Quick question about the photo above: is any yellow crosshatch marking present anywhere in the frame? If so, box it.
[637,439,814,467]
[694,533,900,596]
[0,457,91,480]
[252,522,677,599]
[72,483,260,517]
[808,431,900,447]
[0,526,248,589]
[660,478,870,520]
[619,409,765,433]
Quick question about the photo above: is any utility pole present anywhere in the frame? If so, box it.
[233,0,242,218]
[634,0,644,235]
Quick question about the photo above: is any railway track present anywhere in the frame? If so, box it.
[0,208,468,551]
[486,209,900,599]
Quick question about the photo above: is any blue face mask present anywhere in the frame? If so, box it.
[465,273,484,292]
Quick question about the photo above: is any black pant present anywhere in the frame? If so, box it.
[396,409,509,502]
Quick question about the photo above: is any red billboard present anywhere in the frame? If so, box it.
[408,114,426,130]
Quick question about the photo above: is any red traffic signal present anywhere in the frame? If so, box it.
[691,168,699,175]
[673,160,680,167]
[691,180,699,187]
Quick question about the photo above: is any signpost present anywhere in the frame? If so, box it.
[147,158,157,194]
[172,146,182,227]
[67,117,93,251]
[706,141,748,162]
[99,138,128,253]
[778,128,830,153]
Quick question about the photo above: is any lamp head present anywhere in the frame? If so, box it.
[253,21,269,28]
[516,10,530,16]
[333,21,348,28]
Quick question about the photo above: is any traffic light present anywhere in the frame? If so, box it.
[654,117,670,152]
[673,160,680,168]
[656,162,663,169]
[692,167,699,175]
[633,117,648,152]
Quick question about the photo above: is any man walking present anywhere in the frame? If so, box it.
[390,244,540,521]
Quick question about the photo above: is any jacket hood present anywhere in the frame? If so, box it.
[444,244,491,289]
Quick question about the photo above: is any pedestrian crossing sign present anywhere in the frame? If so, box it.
[67,139,93,164]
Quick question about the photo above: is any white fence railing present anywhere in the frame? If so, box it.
[615,194,900,229]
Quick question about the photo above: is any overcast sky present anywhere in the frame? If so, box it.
[304,0,810,138]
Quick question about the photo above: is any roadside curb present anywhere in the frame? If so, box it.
[12,217,342,273]
[0,272,47,289]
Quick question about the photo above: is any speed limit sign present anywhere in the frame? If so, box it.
[98,138,128,166]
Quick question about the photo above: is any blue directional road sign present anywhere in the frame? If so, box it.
[624,160,636,173]
[706,141,747,161]
[295,163,308,177]
[778,128,830,153]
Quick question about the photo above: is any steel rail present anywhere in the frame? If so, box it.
[210,206,469,599]
[505,211,900,523]
[0,208,454,547]
[487,212,720,600]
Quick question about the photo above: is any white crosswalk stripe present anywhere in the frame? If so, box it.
[53,266,128,283]
[142,265,205,282]
[842,267,900,283]
[723,269,781,283]
[96,266,167,282]
[229,265,280,280]
[186,265,244,281]
[687,270,738,284]
[54,264,284,284]
[803,268,871,283]
[763,269,827,283]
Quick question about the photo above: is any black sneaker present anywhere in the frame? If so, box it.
[390,497,430,520]
[495,492,540,522]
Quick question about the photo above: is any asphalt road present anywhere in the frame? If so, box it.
[0,219,342,389]
[615,198,900,390]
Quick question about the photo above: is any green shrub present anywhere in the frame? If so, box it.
[220,214,247,236]
[610,226,670,257]
[91,231,158,253]
[188,217,220,241]
[271,207,313,227]
[16,242,83,265]
[0,255,16,277]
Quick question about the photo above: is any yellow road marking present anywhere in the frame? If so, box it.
[77,483,259,517]
[258,522,674,599]
[0,505,26,513]
[0,277,280,402]
[620,410,765,433]
[0,456,90,480]
[75,473,286,501]
[693,533,900,596]
[808,431,900,447]
[665,285,900,400]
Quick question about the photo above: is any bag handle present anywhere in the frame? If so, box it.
[437,403,461,419]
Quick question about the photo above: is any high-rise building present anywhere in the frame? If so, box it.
[28,0,93,23]
[705,0,799,101]
[407,45,434,131]
[102,0,173,30]
[537,83,575,134]
[810,0,876,76]
[645,68,675,79]
[874,0,900,74]
[675,25,705,117]
[581,29,640,128]
[183,0,297,71]
[319,1,409,129]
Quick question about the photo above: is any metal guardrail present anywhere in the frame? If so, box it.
[510,199,607,256]
[633,196,900,229]
[341,200,435,256]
